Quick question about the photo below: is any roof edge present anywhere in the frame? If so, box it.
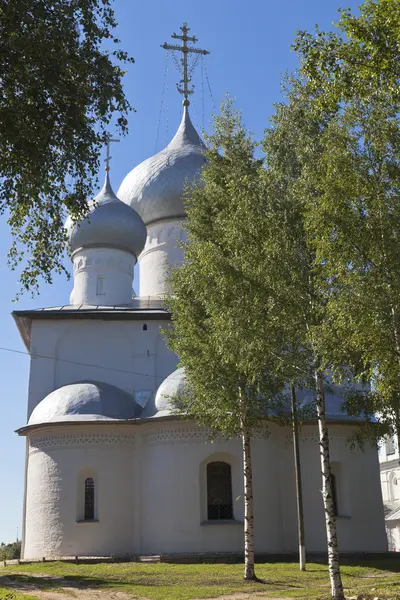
[12,312,32,352]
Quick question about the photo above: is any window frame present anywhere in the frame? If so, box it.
[83,477,95,522]
[206,461,233,521]
[96,275,105,296]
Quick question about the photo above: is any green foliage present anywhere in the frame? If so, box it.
[164,98,298,437]
[0,541,21,561]
[291,0,400,439]
[294,0,400,113]
[0,0,133,294]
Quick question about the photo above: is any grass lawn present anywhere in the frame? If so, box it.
[1,557,400,599]
[0,587,39,600]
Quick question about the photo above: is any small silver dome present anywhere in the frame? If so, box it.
[118,108,206,226]
[143,367,188,418]
[28,381,141,425]
[66,173,147,258]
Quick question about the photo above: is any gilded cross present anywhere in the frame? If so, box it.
[104,134,120,171]
[161,22,209,106]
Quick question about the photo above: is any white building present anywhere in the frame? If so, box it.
[379,435,400,550]
[12,31,388,559]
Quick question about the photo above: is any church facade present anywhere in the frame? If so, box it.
[12,29,388,557]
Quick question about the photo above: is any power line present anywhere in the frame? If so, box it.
[0,345,178,381]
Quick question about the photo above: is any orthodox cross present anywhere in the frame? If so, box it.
[104,134,120,171]
[161,23,209,106]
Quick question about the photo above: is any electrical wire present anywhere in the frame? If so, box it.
[155,50,169,153]
[0,345,178,381]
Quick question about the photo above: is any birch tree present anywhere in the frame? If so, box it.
[165,101,295,581]
[294,0,400,452]
[262,78,345,599]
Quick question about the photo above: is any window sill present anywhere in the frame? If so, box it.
[76,519,99,524]
[201,519,243,526]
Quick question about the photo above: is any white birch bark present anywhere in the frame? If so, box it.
[240,388,256,581]
[315,369,345,600]
[291,384,306,571]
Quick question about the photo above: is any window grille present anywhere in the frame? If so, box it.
[84,477,95,520]
[207,461,233,520]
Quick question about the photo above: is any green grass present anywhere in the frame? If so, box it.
[0,587,39,600]
[1,558,400,599]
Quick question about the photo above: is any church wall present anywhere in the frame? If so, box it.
[139,424,245,555]
[26,318,179,419]
[23,425,136,559]
[138,219,185,298]
[21,420,387,558]
[139,423,292,555]
[287,424,387,553]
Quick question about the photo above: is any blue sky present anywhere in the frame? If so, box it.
[0,0,360,543]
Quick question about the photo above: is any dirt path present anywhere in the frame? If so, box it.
[1,575,289,600]
[1,574,136,600]
[0,571,292,600]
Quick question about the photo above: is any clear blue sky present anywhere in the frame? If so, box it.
[0,0,360,543]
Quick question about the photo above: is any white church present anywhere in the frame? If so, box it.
[12,25,388,560]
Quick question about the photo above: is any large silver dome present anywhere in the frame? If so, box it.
[118,107,206,226]
[66,172,147,258]
[28,381,141,425]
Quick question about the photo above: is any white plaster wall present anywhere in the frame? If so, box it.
[139,422,387,555]
[24,425,135,559]
[26,319,178,419]
[387,523,400,551]
[280,424,387,553]
[139,425,246,555]
[70,248,135,306]
[22,420,387,558]
[138,219,185,298]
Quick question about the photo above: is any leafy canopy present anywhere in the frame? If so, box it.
[164,99,295,436]
[291,0,400,435]
[0,0,133,294]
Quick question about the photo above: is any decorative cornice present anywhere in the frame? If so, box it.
[29,432,135,453]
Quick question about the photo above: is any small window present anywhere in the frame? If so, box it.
[84,478,95,520]
[386,436,396,455]
[96,276,105,296]
[331,473,338,516]
[143,324,147,331]
[207,462,233,520]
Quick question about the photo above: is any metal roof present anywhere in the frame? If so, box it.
[385,502,400,521]
[12,298,171,351]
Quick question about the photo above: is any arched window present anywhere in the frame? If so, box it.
[207,462,233,520]
[84,478,95,520]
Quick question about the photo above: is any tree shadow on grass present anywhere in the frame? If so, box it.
[0,574,128,592]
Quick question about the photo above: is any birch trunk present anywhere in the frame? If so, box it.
[315,369,344,600]
[240,390,256,581]
[291,384,306,571]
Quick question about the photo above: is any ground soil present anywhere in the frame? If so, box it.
[1,572,288,600]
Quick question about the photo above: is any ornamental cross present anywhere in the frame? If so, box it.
[104,134,120,171]
[161,22,209,106]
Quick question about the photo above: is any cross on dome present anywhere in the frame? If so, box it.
[104,133,120,172]
[161,22,210,107]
